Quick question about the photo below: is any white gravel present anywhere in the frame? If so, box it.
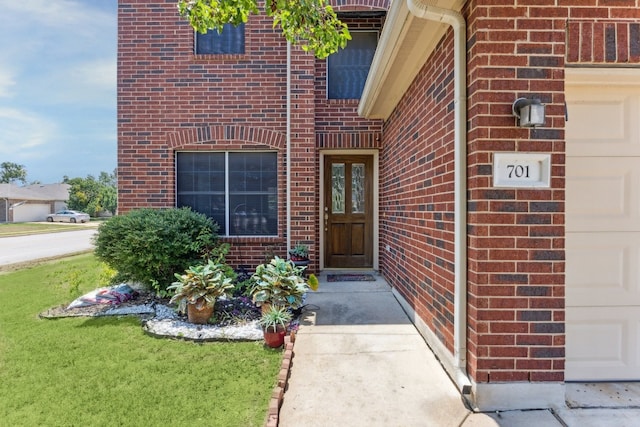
[102,302,263,342]
[143,318,263,341]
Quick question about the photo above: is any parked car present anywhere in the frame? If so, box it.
[46,210,91,223]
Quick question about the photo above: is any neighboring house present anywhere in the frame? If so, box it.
[117,0,640,410]
[0,183,70,222]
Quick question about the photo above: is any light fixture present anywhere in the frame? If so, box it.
[512,98,545,127]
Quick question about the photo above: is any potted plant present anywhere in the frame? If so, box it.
[249,256,318,313]
[168,259,234,324]
[259,305,292,348]
[288,244,310,267]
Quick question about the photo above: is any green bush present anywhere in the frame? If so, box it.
[93,207,221,295]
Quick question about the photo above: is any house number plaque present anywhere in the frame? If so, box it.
[493,153,551,188]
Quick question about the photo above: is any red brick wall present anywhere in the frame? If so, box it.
[118,1,292,267]
[465,1,640,384]
[567,19,640,64]
[118,0,385,269]
[380,0,639,386]
[464,0,568,384]
[380,30,458,353]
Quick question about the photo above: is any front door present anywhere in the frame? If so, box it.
[324,155,373,268]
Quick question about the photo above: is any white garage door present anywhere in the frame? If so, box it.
[566,69,640,381]
[13,203,51,222]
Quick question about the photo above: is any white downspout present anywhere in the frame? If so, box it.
[407,0,469,391]
[286,41,292,254]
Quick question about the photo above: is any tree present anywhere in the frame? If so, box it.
[0,162,27,184]
[177,0,350,58]
[64,170,117,216]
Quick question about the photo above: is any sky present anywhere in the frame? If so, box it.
[0,0,117,184]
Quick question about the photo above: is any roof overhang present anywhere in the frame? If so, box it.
[358,0,464,120]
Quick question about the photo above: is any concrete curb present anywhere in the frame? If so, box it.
[265,332,295,427]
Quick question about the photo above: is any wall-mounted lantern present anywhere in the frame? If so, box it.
[512,98,545,127]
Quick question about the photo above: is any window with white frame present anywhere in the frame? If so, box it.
[176,152,277,236]
[327,30,378,99]
[195,23,245,54]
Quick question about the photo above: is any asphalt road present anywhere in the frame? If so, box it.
[0,229,97,268]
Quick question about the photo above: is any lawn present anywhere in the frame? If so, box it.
[0,254,282,426]
[0,222,96,237]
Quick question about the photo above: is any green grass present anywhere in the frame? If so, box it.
[0,254,282,426]
[0,222,98,237]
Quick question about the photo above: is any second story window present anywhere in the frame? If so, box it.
[327,30,378,100]
[196,23,245,55]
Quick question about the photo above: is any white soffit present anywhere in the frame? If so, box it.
[359,0,463,120]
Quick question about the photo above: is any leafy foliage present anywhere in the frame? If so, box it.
[93,207,221,295]
[168,258,234,312]
[64,170,117,216]
[249,256,316,309]
[258,305,292,332]
[0,161,27,184]
[289,243,309,259]
[212,296,261,326]
[177,0,351,58]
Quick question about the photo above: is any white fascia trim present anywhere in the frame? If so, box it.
[358,0,411,118]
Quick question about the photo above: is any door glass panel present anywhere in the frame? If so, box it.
[332,163,345,214]
[352,163,365,213]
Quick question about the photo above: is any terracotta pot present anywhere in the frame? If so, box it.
[187,302,214,324]
[263,326,287,348]
[260,302,271,315]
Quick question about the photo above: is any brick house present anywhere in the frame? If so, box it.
[118,0,640,410]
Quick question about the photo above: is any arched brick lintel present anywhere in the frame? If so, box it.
[167,125,286,150]
[330,0,390,12]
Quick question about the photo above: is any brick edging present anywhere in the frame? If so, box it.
[265,332,295,427]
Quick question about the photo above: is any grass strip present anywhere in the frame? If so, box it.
[0,222,98,237]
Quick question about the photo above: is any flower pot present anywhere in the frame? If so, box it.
[260,302,272,315]
[187,302,214,324]
[263,326,287,348]
[291,259,310,268]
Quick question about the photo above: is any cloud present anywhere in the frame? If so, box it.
[0,107,57,157]
[0,67,15,98]
[74,59,117,90]
[0,1,117,107]
[1,0,115,33]
[0,0,117,183]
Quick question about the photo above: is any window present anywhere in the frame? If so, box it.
[195,23,245,54]
[327,31,377,99]
[176,152,277,236]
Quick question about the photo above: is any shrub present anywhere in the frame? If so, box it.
[249,257,315,310]
[93,207,221,295]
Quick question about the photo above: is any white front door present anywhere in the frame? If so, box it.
[565,69,640,381]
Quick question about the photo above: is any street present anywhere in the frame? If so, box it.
[0,229,97,268]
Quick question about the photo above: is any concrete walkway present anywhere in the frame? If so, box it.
[279,273,640,427]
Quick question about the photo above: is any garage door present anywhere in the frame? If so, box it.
[13,204,51,222]
[565,69,640,381]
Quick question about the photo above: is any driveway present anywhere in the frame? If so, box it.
[0,228,97,269]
